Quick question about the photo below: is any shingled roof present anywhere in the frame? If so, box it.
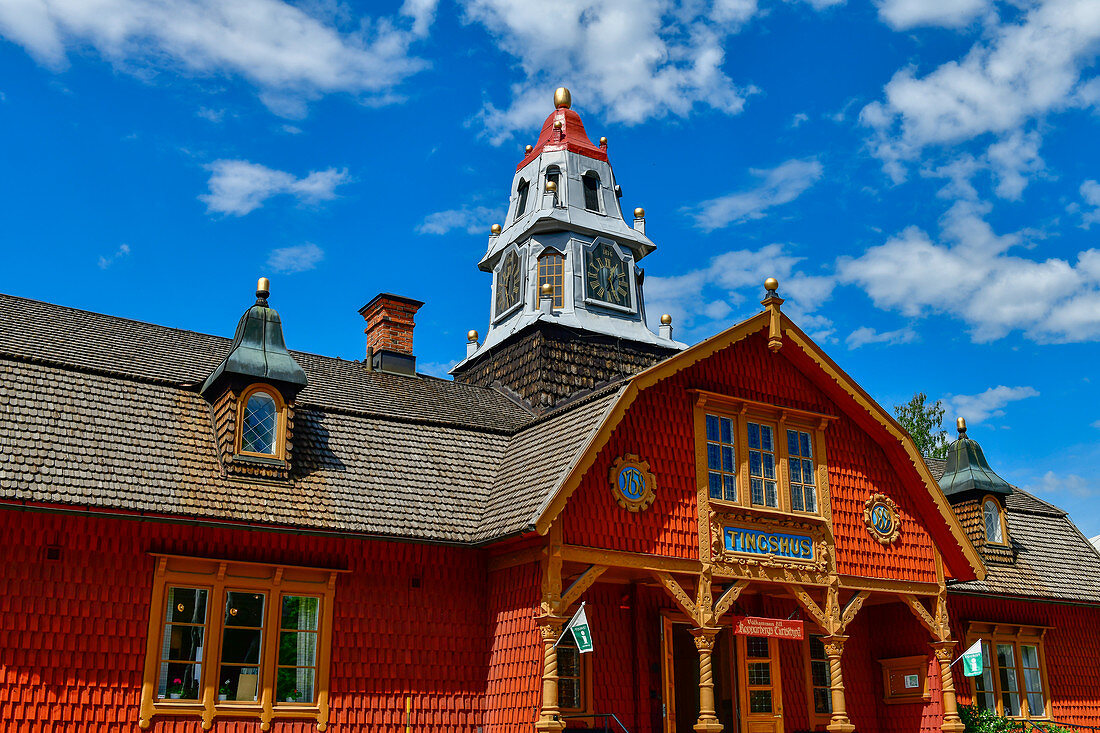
[927,457,1100,605]
[0,293,610,544]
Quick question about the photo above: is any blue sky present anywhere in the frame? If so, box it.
[1,0,1099,535]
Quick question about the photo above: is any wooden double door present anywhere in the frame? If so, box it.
[662,617,783,733]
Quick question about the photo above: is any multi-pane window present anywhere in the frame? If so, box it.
[141,556,338,730]
[984,499,1005,544]
[808,635,832,716]
[158,587,207,700]
[745,636,774,714]
[582,172,601,211]
[538,253,565,310]
[968,629,1048,720]
[705,414,737,502]
[787,429,816,512]
[557,633,585,711]
[241,390,279,456]
[515,179,530,220]
[748,422,778,508]
[278,596,321,704]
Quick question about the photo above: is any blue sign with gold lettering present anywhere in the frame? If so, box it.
[724,527,814,560]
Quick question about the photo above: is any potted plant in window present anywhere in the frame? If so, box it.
[218,680,231,702]
[167,678,183,700]
[285,688,301,703]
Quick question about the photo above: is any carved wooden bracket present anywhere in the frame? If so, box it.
[654,571,698,624]
[560,565,607,611]
[713,580,750,624]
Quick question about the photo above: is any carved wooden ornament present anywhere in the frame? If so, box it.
[610,454,656,512]
[864,493,901,545]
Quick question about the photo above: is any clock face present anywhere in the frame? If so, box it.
[496,251,522,315]
[585,243,631,308]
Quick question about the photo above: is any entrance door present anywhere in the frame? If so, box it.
[662,618,738,733]
[736,636,784,733]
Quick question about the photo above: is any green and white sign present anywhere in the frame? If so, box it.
[559,602,594,654]
[960,640,984,677]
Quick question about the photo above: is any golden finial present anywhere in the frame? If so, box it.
[764,277,779,293]
[660,314,672,325]
[525,144,533,154]
[491,223,502,235]
[467,329,479,343]
[554,87,572,109]
[634,207,645,218]
[256,277,270,299]
[957,417,967,436]
[545,179,557,192]
[553,120,562,130]
[599,136,607,146]
[540,282,554,297]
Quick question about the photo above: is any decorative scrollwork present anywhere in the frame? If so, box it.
[610,454,657,512]
[864,493,901,545]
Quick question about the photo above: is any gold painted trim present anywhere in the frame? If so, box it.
[864,493,901,545]
[609,454,657,512]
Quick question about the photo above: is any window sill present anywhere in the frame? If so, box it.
[233,452,286,466]
[709,499,827,524]
[142,700,326,730]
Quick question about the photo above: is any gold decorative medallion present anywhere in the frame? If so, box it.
[864,493,901,545]
[610,454,656,512]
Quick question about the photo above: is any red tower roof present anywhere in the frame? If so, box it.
[515,90,608,171]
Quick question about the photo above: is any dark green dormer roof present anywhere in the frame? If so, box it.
[938,417,1013,498]
[201,279,307,397]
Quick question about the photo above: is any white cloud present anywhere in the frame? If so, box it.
[199,160,350,216]
[419,359,459,378]
[1090,418,1100,429]
[942,385,1039,425]
[862,0,1100,181]
[790,112,809,128]
[266,243,324,274]
[1028,470,1100,498]
[645,242,835,340]
[416,205,505,235]
[686,159,823,231]
[1079,180,1100,228]
[845,325,917,349]
[0,0,436,116]
[798,0,845,9]
[97,243,131,269]
[837,200,1100,343]
[876,0,992,30]
[460,0,758,142]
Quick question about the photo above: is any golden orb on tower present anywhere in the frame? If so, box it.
[554,87,572,109]
[764,277,779,292]
[540,282,554,297]
[660,314,672,325]
[525,144,533,154]
[491,223,502,235]
[634,207,645,218]
[467,329,479,343]
[545,179,557,192]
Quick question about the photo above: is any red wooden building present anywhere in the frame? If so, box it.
[2,89,1099,733]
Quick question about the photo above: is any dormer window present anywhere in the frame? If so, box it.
[582,171,601,212]
[983,497,1006,544]
[515,179,530,220]
[239,385,284,458]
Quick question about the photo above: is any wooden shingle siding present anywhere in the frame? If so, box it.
[485,562,541,732]
[0,509,490,732]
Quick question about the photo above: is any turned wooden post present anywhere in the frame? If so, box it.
[691,627,724,733]
[932,641,966,733]
[535,615,567,733]
[823,635,855,733]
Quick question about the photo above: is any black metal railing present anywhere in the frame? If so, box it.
[559,712,630,732]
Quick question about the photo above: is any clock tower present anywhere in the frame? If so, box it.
[451,88,684,412]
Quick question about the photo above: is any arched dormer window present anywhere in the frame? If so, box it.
[983,497,1006,545]
[582,171,601,212]
[538,252,565,310]
[239,384,285,458]
[515,179,530,220]
[545,166,562,204]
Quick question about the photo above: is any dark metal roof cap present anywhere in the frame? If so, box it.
[201,281,307,396]
[938,419,1013,498]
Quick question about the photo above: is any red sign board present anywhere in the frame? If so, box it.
[730,616,804,640]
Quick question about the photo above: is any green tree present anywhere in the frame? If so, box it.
[894,392,949,458]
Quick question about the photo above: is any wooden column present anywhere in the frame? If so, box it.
[690,627,724,733]
[823,635,855,733]
[535,614,567,733]
[932,641,966,733]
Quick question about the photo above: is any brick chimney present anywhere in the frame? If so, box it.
[359,293,424,375]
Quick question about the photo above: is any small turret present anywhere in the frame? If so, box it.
[937,417,1014,498]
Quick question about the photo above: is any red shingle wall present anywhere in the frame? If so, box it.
[561,331,939,582]
[485,562,541,732]
[0,508,488,732]
[948,594,1100,726]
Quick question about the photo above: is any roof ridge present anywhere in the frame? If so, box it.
[1009,488,1068,516]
